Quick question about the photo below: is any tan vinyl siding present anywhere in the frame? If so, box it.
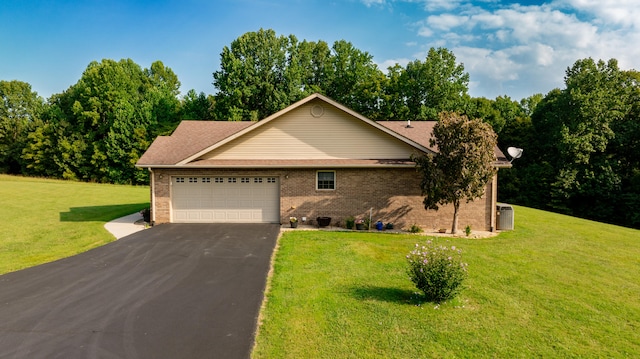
[199,99,418,160]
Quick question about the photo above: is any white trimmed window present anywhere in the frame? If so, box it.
[317,171,335,190]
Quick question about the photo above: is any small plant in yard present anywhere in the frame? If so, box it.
[345,216,355,229]
[409,224,423,233]
[140,208,151,223]
[406,240,468,302]
[465,225,472,237]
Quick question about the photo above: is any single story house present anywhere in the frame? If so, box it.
[136,93,511,231]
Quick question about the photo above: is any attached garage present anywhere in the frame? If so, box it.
[171,176,280,223]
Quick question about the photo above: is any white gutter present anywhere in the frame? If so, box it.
[136,164,418,169]
[148,168,156,224]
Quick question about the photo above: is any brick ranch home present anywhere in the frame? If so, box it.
[136,93,511,231]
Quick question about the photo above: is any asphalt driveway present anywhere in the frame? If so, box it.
[0,223,280,359]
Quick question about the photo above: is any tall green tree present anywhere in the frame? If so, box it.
[397,48,469,121]
[412,112,497,233]
[181,89,215,120]
[213,29,304,121]
[22,59,181,184]
[462,97,504,133]
[295,39,332,94]
[323,40,387,119]
[379,64,409,120]
[495,94,539,206]
[514,58,640,227]
[0,81,44,173]
[213,29,387,120]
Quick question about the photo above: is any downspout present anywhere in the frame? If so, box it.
[490,172,498,232]
[148,168,156,225]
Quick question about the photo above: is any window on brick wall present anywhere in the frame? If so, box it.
[317,171,335,190]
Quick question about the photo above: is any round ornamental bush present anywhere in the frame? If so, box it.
[406,240,468,302]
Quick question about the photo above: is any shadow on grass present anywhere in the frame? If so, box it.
[60,203,148,222]
[349,285,423,305]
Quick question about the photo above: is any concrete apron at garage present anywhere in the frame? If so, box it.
[0,223,280,359]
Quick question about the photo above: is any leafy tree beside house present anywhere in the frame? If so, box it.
[22,59,181,184]
[0,80,44,173]
[527,58,638,225]
[213,29,387,121]
[395,48,469,121]
[181,89,215,121]
[412,112,497,234]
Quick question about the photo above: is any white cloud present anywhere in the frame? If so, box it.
[558,0,640,28]
[420,0,465,12]
[426,14,469,31]
[361,0,386,7]
[374,0,640,99]
[418,26,433,37]
[378,58,412,70]
[400,0,640,99]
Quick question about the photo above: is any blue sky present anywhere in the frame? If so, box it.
[1,0,638,101]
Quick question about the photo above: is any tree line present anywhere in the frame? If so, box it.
[1,28,638,228]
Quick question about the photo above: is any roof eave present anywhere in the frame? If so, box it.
[137,160,511,169]
[136,163,418,169]
[494,162,513,169]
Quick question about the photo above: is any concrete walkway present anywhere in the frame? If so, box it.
[104,212,147,239]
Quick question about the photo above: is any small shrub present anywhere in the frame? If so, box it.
[345,216,355,229]
[465,225,472,237]
[140,208,151,223]
[409,224,423,233]
[385,222,394,230]
[406,240,468,302]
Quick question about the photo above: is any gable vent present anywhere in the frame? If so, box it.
[311,105,324,118]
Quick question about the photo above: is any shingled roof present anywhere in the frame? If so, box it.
[136,92,510,168]
[136,121,254,166]
[377,121,511,167]
[137,119,510,168]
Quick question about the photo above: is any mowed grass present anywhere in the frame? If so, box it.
[0,175,148,274]
[253,206,640,358]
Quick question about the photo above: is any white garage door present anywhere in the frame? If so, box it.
[171,176,280,223]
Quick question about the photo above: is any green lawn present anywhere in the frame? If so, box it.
[253,206,640,358]
[0,175,149,274]
[3,174,639,356]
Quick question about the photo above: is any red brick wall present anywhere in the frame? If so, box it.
[150,167,494,231]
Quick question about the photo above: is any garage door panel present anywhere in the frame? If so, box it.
[213,211,227,221]
[172,176,279,223]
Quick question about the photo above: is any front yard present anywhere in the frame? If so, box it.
[253,206,640,358]
[0,175,148,274]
